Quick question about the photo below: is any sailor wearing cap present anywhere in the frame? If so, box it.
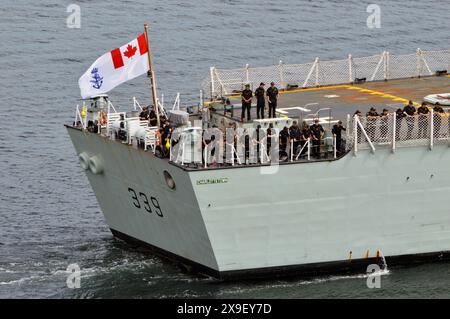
[266,82,279,118]
[241,83,253,122]
[366,107,379,141]
[379,108,389,140]
[254,82,266,119]
[403,101,416,139]
[332,120,346,154]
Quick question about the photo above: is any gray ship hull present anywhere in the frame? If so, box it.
[66,126,450,279]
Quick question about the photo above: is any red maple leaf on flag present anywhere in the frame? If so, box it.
[123,44,137,58]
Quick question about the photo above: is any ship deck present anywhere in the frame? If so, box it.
[224,75,450,123]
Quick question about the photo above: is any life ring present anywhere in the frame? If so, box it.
[99,111,107,126]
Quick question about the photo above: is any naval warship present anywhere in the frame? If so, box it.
[66,34,450,279]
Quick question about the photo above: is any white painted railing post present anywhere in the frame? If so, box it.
[384,51,390,80]
[421,50,432,75]
[430,109,434,150]
[303,57,318,88]
[353,115,358,156]
[371,52,385,81]
[245,64,250,84]
[307,138,311,161]
[74,104,78,126]
[181,141,185,165]
[231,143,235,166]
[204,145,208,168]
[279,60,285,89]
[348,54,353,83]
[346,114,351,145]
[392,113,396,152]
[210,66,215,98]
[333,135,337,159]
[315,58,320,86]
[172,93,180,111]
[356,117,376,153]
[290,139,293,162]
[199,90,203,112]
[416,48,422,77]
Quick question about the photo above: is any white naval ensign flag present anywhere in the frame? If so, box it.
[78,33,149,99]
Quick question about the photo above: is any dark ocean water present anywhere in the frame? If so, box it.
[1,0,450,298]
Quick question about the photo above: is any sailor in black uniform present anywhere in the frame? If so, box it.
[366,107,379,141]
[433,104,445,138]
[254,82,265,119]
[403,101,416,139]
[310,119,324,159]
[266,82,279,118]
[379,109,389,140]
[332,120,346,154]
[417,102,429,138]
[241,84,253,122]
[395,108,406,140]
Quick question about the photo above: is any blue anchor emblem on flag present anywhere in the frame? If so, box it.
[90,67,103,89]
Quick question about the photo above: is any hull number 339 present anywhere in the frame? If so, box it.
[128,187,163,217]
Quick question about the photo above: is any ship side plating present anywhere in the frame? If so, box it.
[67,125,450,279]
[66,127,220,275]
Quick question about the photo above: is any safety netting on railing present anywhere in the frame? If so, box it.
[348,111,450,152]
[203,49,450,98]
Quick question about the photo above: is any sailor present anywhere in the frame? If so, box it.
[433,104,445,138]
[403,100,416,139]
[366,107,379,141]
[332,120,346,154]
[241,84,253,122]
[310,119,324,159]
[155,128,163,155]
[379,109,389,140]
[140,106,149,120]
[395,108,406,140]
[266,82,279,118]
[254,124,262,162]
[254,82,266,119]
[161,121,172,157]
[417,102,429,138]
[266,123,276,157]
[289,121,302,154]
[149,107,158,127]
[224,98,234,117]
[279,126,290,158]
[297,121,311,158]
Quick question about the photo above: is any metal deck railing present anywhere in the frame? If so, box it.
[203,48,450,99]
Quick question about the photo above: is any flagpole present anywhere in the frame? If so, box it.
[144,22,160,127]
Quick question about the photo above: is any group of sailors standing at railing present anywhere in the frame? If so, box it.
[353,100,448,141]
[241,82,279,122]
[140,105,174,157]
[277,119,346,159]
[202,119,347,164]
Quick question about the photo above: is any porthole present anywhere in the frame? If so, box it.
[163,170,176,190]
